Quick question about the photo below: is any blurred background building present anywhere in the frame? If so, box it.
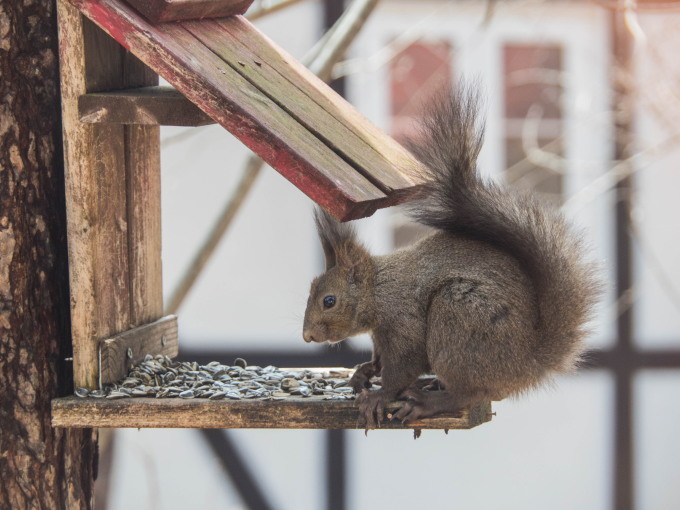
[100,1,680,509]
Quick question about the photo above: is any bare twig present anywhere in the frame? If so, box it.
[332,14,432,80]
[246,0,309,22]
[587,0,680,14]
[561,132,680,214]
[308,0,380,82]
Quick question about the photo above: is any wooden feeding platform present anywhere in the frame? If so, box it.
[51,395,492,430]
[51,319,491,430]
[52,350,492,429]
[52,0,490,432]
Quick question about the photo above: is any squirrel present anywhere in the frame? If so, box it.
[302,86,602,429]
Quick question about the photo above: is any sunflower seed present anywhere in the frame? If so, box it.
[78,355,372,402]
[75,387,89,398]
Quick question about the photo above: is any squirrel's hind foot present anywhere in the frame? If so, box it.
[390,388,470,424]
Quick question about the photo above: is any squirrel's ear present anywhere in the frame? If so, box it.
[314,207,358,271]
[320,234,337,271]
[337,243,372,284]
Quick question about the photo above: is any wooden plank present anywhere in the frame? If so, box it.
[116,50,164,327]
[66,0,398,220]
[52,396,492,430]
[211,16,426,201]
[99,316,178,385]
[79,86,215,125]
[184,18,425,198]
[58,4,130,389]
[126,123,164,323]
[58,3,162,388]
[127,0,254,23]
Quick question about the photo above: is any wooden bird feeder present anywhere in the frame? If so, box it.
[50,0,492,431]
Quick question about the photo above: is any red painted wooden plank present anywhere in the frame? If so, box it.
[68,0,389,220]
[183,18,425,198]
[127,0,255,23]
[211,16,427,198]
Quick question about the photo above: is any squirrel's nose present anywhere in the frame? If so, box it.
[303,331,315,343]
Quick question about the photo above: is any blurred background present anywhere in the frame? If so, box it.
[98,1,680,509]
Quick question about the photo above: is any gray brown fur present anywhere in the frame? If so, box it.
[302,86,602,427]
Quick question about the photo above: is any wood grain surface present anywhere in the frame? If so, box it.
[127,0,255,23]
[99,316,178,385]
[79,86,215,125]
[66,0,424,220]
[53,396,492,430]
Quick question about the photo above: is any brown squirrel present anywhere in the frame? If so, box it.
[302,86,601,429]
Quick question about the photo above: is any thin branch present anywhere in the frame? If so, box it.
[308,0,381,82]
[561,132,680,214]
[520,104,566,175]
[246,0,310,22]
[331,15,430,80]
[587,0,680,14]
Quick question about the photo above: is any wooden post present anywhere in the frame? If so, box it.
[0,0,96,507]
[57,0,163,389]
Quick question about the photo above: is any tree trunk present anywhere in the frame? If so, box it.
[0,1,97,508]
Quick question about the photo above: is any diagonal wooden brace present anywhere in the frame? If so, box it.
[98,315,179,387]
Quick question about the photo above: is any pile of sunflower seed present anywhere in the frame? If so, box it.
[74,355,362,401]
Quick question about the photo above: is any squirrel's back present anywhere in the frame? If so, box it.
[406,86,601,373]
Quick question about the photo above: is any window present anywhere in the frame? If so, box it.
[390,41,452,144]
[503,44,564,203]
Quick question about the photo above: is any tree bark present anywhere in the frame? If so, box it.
[0,1,97,508]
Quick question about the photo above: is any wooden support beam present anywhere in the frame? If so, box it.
[99,316,179,386]
[66,0,424,220]
[58,2,163,389]
[52,396,492,430]
[127,0,255,23]
[79,86,214,125]
[184,16,424,199]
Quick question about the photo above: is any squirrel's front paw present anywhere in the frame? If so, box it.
[349,361,379,393]
[355,389,387,431]
[348,371,372,393]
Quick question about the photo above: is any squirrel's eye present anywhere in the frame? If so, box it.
[323,295,336,309]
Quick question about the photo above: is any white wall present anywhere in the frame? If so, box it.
[632,14,680,347]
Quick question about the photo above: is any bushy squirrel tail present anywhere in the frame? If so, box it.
[406,85,601,372]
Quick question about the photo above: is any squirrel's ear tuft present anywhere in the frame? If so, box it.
[314,207,363,272]
[338,245,373,284]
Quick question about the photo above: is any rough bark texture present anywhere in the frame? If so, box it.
[0,1,97,508]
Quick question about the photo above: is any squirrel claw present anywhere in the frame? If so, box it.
[356,389,387,431]
[392,400,425,424]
